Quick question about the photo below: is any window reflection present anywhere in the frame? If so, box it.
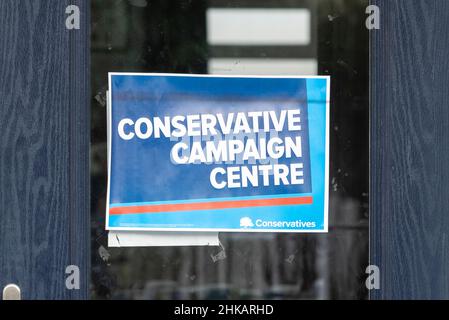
[91,0,368,300]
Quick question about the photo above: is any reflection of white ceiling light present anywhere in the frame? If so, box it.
[206,7,317,75]
[206,8,311,46]
[208,58,317,76]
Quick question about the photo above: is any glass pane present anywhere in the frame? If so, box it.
[91,0,368,299]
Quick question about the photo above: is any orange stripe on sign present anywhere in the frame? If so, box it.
[109,196,313,215]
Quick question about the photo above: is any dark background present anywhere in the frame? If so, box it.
[90,0,368,299]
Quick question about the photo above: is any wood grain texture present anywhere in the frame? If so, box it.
[371,0,449,299]
[0,0,89,299]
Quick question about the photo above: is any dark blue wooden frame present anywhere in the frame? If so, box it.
[370,0,449,299]
[0,0,90,299]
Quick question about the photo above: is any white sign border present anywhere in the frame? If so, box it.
[106,73,330,233]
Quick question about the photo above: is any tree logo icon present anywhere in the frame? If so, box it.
[240,217,254,228]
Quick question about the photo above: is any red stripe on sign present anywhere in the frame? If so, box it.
[109,196,313,215]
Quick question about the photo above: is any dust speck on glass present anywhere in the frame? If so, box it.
[91,0,368,299]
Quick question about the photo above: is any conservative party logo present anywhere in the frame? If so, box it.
[240,217,254,228]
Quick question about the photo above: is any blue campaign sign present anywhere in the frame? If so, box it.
[107,73,330,232]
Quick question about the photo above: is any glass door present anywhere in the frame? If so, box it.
[90,0,369,300]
